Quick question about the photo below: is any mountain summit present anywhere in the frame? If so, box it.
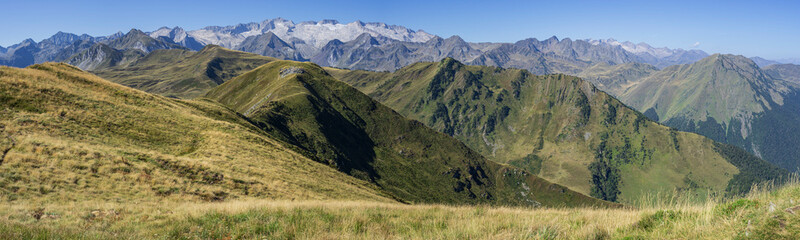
[620,54,800,169]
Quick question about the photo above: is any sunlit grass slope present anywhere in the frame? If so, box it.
[93,45,275,99]
[0,62,390,203]
[2,177,799,239]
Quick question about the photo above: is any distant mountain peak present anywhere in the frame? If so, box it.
[126,28,146,36]
[260,31,291,47]
[353,33,379,46]
[109,31,124,38]
[445,35,465,43]
[749,56,781,67]
[52,31,73,37]
[585,38,709,67]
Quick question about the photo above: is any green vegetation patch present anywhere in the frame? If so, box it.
[633,210,683,231]
[715,199,760,216]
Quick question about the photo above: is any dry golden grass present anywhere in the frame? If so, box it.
[2,178,797,240]
[2,63,798,239]
[0,199,639,239]
[0,63,391,204]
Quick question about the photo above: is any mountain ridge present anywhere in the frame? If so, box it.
[0,62,393,203]
[2,18,714,75]
[0,61,613,207]
[619,54,800,170]
[202,59,612,206]
[328,57,786,202]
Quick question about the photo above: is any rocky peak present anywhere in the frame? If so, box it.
[353,33,379,46]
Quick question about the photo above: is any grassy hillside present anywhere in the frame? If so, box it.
[93,45,275,99]
[205,60,611,207]
[620,54,800,170]
[328,58,785,203]
[2,176,799,239]
[0,63,391,203]
[764,64,800,84]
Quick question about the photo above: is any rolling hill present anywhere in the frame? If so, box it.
[328,58,786,203]
[92,45,276,99]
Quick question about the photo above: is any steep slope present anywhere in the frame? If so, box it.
[63,29,190,71]
[48,39,96,63]
[587,38,709,68]
[329,58,785,203]
[0,63,391,203]
[65,43,144,70]
[149,26,205,51]
[577,62,659,95]
[33,32,96,64]
[236,32,304,60]
[104,29,187,54]
[205,60,611,207]
[93,45,275,98]
[0,39,38,68]
[469,37,642,75]
[620,54,800,170]
[0,29,188,69]
[312,34,483,71]
[750,56,781,67]
[764,64,800,84]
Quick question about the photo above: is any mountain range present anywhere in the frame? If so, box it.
[0,61,609,207]
[68,45,785,203]
[1,17,798,204]
[5,17,798,172]
[0,18,717,74]
[328,57,785,201]
[5,18,797,77]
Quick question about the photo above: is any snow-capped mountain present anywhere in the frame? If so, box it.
[2,17,721,73]
[149,26,205,50]
[181,18,434,51]
[587,38,708,68]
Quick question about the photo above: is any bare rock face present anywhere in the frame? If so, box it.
[280,66,305,78]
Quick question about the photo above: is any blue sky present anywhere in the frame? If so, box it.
[1,0,798,59]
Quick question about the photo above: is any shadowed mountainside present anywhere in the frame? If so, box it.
[205,60,612,207]
[329,58,786,203]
